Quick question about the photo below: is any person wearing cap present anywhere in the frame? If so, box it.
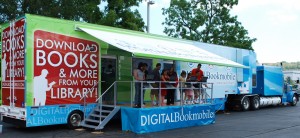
[191,63,204,103]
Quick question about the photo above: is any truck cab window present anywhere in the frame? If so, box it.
[252,74,257,87]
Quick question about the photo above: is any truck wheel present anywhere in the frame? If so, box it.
[241,96,250,111]
[291,95,297,106]
[67,110,83,129]
[250,96,260,110]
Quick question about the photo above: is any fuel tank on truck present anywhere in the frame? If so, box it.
[253,66,284,96]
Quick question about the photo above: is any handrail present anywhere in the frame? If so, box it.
[83,80,214,108]
[81,80,104,120]
[95,81,117,102]
[94,80,138,103]
[95,80,138,103]
[79,81,105,101]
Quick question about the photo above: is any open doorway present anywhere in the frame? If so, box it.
[101,56,117,104]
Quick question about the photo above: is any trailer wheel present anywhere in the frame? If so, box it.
[67,110,83,129]
[250,96,260,110]
[241,96,250,111]
[291,95,297,106]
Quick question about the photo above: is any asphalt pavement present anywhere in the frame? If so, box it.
[1,105,300,138]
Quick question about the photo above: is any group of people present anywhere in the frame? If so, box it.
[150,63,178,106]
[133,62,205,108]
[179,63,205,104]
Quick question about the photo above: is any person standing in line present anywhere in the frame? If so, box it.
[142,63,148,106]
[191,63,204,103]
[185,72,194,104]
[143,63,149,79]
[167,66,178,105]
[160,69,169,106]
[179,71,187,104]
[150,63,161,106]
[133,62,145,108]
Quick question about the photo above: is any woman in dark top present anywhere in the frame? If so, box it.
[167,66,178,105]
[160,69,169,106]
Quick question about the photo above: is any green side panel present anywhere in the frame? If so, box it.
[116,56,132,103]
[106,47,132,102]
[24,14,108,106]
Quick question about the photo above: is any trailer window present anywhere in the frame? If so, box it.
[252,74,257,87]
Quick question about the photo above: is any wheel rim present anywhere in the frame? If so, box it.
[293,96,297,105]
[70,113,81,127]
[254,98,259,108]
[243,99,249,109]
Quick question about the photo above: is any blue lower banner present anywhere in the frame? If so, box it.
[121,104,215,134]
[26,104,96,127]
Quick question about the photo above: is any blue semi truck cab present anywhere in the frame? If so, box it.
[226,65,298,111]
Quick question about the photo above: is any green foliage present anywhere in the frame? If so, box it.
[0,0,22,22]
[0,0,145,31]
[286,76,294,85]
[162,0,206,40]
[264,61,300,71]
[100,0,145,31]
[162,0,256,50]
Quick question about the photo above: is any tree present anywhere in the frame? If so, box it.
[286,76,294,85]
[162,0,256,50]
[0,0,145,31]
[265,61,300,70]
[162,0,206,40]
[0,0,22,23]
[99,0,145,31]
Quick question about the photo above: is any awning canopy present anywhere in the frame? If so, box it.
[78,27,246,68]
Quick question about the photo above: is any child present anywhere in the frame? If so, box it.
[160,69,169,106]
[179,71,187,104]
[185,73,194,104]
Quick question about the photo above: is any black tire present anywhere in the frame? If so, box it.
[291,94,298,106]
[241,96,250,111]
[67,110,83,129]
[250,96,260,110]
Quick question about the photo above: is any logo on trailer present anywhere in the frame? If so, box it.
[238,81,250,93]
[187,62,194,68]
[226,67,232,72]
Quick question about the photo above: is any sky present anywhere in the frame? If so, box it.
[137,0,300,63]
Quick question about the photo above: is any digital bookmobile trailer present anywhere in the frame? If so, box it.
[0,15,103,128]
[0,14,296,133]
